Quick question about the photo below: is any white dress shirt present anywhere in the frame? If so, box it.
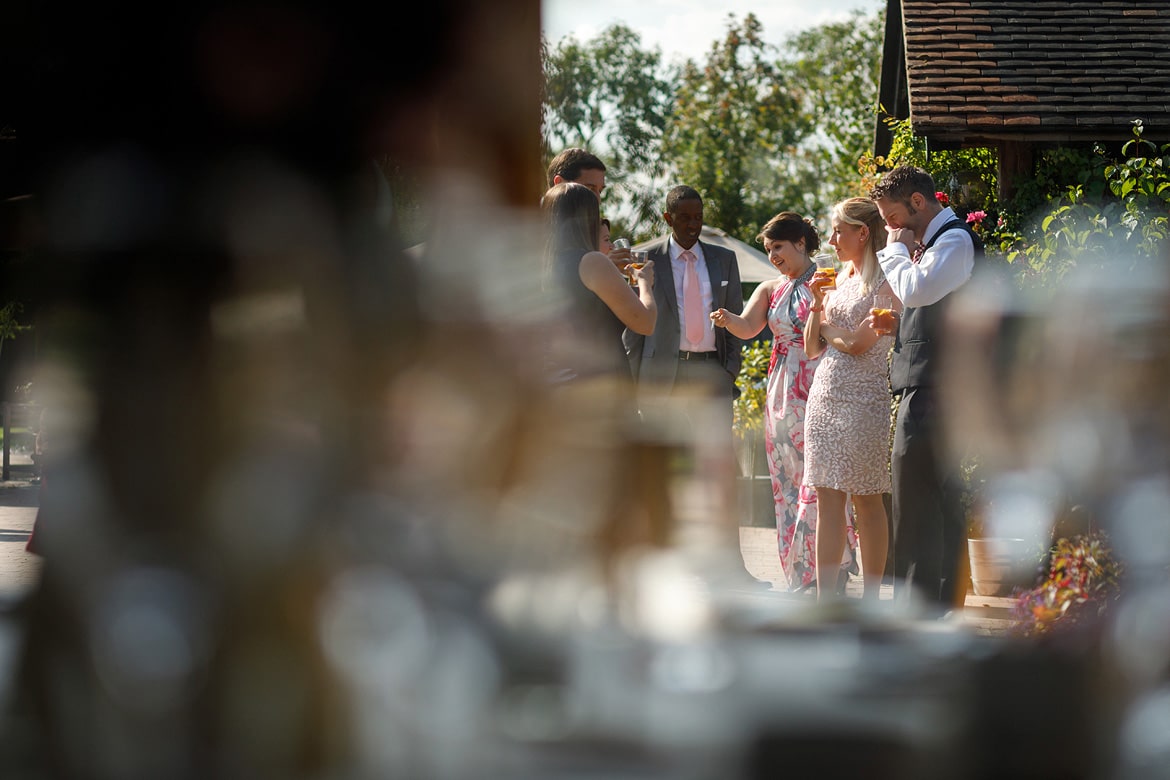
[876,206,975,308]
[669,237,716,352]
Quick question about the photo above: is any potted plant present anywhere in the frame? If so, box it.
[962,457,1047,597]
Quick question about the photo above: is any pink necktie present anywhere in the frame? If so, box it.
[681,250,705,344]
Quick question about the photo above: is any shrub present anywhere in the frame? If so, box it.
[1011,531,1123,637]
[733,339,769,440]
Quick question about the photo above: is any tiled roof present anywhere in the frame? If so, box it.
[901,0,1170,144]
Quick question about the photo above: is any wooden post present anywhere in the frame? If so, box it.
[998,141,1034,204]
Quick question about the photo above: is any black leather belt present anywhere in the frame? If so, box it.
[678,351,718,360]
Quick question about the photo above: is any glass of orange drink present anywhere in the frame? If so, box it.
[627,250,647,286]
[872,293,896,334]
[813,254,837,288]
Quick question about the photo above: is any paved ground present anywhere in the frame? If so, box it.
[737,524,1017,636]
[0,466,1016,636]
[0,475,41,605]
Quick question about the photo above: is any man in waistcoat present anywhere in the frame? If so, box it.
[869,165,981,613]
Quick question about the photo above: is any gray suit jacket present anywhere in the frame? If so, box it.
[623,235,744,395]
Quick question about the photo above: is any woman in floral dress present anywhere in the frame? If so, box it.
[712,212,857,592]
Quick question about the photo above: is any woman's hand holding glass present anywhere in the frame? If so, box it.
[811,253,838,291]
[610,237,633,270]
[629,251,652,288]
[869,293,897,335]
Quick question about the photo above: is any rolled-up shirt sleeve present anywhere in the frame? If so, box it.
[877,229,975,308]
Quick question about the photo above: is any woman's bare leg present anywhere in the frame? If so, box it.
[852,492,889,601]
[814,487,848,601]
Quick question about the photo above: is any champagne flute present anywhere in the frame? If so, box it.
[871,293,896,335]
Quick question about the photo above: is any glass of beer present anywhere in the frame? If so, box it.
[872,293,897,335]
[627,250,647,286]
[813,254,837,289]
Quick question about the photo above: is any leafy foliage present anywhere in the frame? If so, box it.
[0,302,31,362]
[784,10,885,208]
[1105,120,1170,249]
[860,116,998,212]
[732,338,770,439]
[1011,531,1123,638]
[864,118,1170,291]
[542,24,673,165]
[542,11,887,241]
[542,24,674,237]
[662,14,814,243]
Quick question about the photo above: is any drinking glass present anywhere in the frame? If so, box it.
[627,250,647,286]
[871,294,896,335]
[813,254,837,288]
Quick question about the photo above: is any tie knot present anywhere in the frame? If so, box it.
[681,250,697,263]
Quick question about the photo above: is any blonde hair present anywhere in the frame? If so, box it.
[833,197,888,295]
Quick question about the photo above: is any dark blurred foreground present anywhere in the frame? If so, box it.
[0,3,1169,779]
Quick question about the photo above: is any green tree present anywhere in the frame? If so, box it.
[0,301,31,363]
[662,14,815,243]
[784,10,885,207]
[542,24,673,217]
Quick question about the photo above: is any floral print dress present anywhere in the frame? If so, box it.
[764,268,858,590]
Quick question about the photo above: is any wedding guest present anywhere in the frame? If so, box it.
[547,147,630,269]
[869,166,980,611]
[802,197,897,601]
[624,185,742,402]
[624,185,748,586]
[546,147,607,196]
[541,181,655,382]
[710,212,856,592]
[542,181,667,576]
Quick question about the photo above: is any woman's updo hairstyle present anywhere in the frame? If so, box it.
[756,211,820,254]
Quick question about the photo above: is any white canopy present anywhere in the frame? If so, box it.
[634,225,778,284]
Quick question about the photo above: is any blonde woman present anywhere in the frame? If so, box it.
[710,212,857,593]
[803,197,900,601]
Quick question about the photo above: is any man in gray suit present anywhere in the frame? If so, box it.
[624,186,744,402]
[623,186,754,586]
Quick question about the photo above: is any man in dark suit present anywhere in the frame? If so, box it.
[870,165,980,613]
[624,186,744,402]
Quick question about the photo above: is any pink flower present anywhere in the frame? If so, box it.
[935,191,950,206]
[966,210,987,225]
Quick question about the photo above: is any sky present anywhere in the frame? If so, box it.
[542,0,885,67]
